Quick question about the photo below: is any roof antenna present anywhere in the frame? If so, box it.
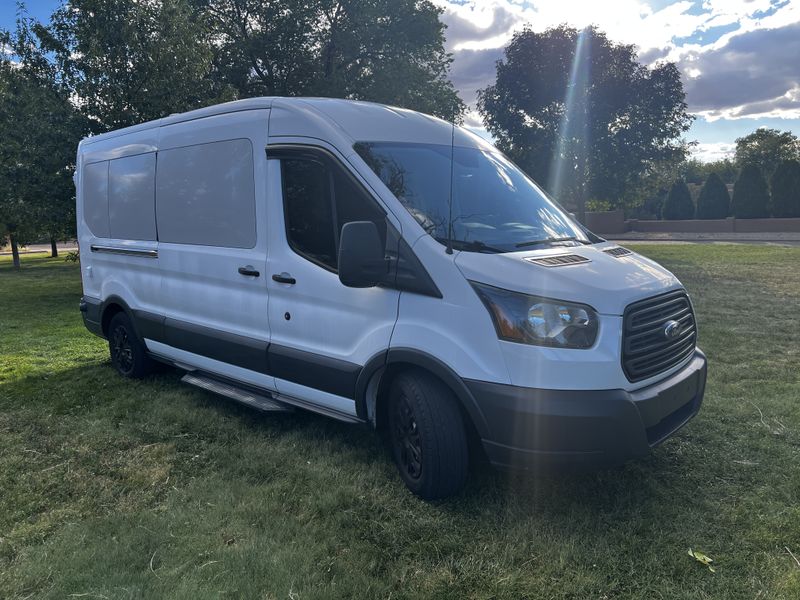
[445,122,455,255]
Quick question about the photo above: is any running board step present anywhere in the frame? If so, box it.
[181,373,294,413]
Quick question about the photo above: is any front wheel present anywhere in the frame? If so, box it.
[388,371,469,500]
[108,312,155,378]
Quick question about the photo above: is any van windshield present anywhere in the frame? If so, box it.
[354,141,591,252]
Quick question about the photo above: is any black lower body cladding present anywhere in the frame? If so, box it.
[79,296,104,337]
[467,350,707,470]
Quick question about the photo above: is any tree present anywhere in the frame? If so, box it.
[477,25,693,222]
[44,0,226,130]
[662,180,694,220]
[770,160,800,218]
[732,165,770,219]
[696,172,730,219]
[198,0,464,121]
[681,157,737,185]
[44,0,464,129]
[1,12,85,266]
[735,128,800,179]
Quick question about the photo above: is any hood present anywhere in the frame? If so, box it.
[454,242,681,316]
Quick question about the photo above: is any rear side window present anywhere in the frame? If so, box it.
[82,160,110,238]
[108,153,156,240]
[156,139,256,248]
[281,153,386,271]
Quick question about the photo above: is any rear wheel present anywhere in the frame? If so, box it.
[388,370,469,500]
[108,312,155,378]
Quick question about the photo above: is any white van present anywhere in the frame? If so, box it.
[76,97,707,499]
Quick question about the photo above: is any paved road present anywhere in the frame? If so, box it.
[0,242,79,256]
[609,238,800,247]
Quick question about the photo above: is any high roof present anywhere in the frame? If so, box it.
[79,97,493,150]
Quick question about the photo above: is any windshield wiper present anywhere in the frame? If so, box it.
[436,237,505,254]
[515,236,590,248]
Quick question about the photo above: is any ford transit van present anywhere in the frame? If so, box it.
[76,98,707,500]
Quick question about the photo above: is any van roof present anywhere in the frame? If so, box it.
[78,97,492,150]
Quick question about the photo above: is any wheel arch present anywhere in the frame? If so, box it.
[100,295,134,337]
[356,348,491,441]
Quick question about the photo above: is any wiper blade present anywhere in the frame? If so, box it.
[515,236,590,248]
[436,237,505,253]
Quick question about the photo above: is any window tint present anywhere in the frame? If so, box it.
[281,155,386,271]
[156,139,256,248]
[281,159,337,269]
[108,153,156,240]
[83,160,109,238]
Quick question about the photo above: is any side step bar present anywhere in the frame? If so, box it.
[181,373,294,413]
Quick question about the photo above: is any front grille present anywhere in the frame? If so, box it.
[525,254,590,267]
[622,290,697,382]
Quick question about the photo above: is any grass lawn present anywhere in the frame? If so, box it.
[1,245,799,599]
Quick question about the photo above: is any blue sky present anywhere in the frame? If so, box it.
[4,0,800,162]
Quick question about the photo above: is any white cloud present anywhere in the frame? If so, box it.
[680,21,800,121]
[691,142,735,162]
[438,0,800,131]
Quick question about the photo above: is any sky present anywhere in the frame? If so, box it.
[3,0,800,162]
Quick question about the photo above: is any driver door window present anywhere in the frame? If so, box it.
[281,155,386,271]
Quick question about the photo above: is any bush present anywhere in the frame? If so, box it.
[770,160,800,218]
[732,165,771,218]
[696,172,730,219]
[662,180,694,220]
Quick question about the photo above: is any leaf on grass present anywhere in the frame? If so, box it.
[688,548,716,572]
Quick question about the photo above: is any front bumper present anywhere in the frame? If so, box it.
[466,349,707,470]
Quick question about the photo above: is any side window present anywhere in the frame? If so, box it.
[281,154,386,271]
[108,153,156,240]
[156,139,256,248]
[83,160,110,238]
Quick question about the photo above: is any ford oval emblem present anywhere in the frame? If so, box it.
[663,320,681,340]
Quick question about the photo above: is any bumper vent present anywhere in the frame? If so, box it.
[525,254,590,267]
[622,290,697,382]
[603,246,633,257]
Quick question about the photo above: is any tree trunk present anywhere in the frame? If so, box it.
[10,233,21,269]
[50,236,58,258]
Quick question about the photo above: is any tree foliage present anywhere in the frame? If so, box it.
[199,0,464,121]
[681,157,737,185]
[662,180,694,220]
[43,0,464,131]
[735,128,800,179]
[477,25,693,220]
[732,165,771,219]
[44,0,225,130]
[696,172,730,219]
[1,13,86,266]
[770,160,800,218]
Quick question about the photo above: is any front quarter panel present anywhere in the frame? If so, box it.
[391,235,511,385]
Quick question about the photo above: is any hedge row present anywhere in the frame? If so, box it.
[662,160,800,219]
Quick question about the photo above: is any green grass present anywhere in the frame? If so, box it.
[1,245,799,599]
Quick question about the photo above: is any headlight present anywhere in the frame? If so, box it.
[471,282,598,349]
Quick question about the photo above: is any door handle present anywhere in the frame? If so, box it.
[238,265,260,277]
[272,272,296,285]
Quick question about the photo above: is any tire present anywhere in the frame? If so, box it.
[107,312,155,378]
[387,370,469,500]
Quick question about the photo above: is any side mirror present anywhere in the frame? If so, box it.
[338,221,386,288]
